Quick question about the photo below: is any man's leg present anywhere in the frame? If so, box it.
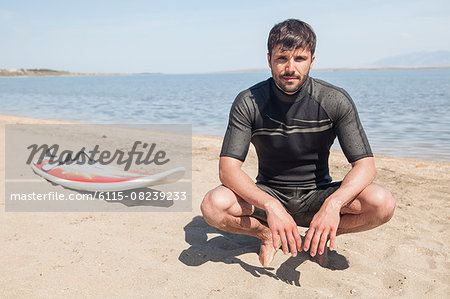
[338,182,395,235]
[200,185,277,267]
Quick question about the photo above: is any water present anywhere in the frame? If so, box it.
[1,69,449,161]
[312,69,450,161]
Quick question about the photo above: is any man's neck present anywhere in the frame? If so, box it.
[271,77,309,103]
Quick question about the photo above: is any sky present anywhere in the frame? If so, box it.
[1,0,449,74]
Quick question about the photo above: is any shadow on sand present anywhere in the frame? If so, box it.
[179,216,349,287]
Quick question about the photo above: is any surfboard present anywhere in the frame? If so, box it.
[31,157,185,192]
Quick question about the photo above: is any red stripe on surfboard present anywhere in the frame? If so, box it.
[34,162,153,183]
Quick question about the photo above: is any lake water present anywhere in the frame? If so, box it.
[1,69,449,161]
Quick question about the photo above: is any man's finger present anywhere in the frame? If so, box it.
[303,228,314,252]
[293,228,303,252]
[272,230,279,250]
[279,232,289,254]
[286,231,297,257]
[309,229,322,257]
[318,230,329,255]
[329,230,336,251]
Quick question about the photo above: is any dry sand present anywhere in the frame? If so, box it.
[0,114,449,298]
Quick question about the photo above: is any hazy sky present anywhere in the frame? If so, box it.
[1,0,449,73]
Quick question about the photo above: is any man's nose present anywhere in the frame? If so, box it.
[285,59,295,74]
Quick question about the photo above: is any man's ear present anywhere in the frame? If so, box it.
[309,54,316,70]
[267,53,272,69]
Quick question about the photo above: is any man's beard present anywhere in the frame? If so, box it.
[274,71,309,94]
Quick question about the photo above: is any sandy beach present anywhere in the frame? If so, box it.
[0,113,449,298]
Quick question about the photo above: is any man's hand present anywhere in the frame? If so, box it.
[303,203,341,256]
[265,201,302,257]
[303,157,376,257]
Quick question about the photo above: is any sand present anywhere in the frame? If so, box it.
[0,114,449,298]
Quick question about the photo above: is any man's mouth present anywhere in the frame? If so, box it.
[282,76,299,82]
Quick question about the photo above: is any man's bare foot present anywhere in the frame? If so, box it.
[311,249,328,267]
[259,240,278,267]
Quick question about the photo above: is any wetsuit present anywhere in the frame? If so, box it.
[219,76,373,224]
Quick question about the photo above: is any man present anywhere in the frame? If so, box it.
[201,19,395,267]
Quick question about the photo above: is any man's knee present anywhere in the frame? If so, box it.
[374,188,396,224]
[200,187,231,226]
[200,190,216,224]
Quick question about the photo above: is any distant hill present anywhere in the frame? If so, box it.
[0,68,125,77]
[0,68,74,77]
[372,51,450,67]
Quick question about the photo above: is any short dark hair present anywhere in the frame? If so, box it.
[267,19,316,57]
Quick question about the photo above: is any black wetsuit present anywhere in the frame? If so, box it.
[220,76,373,189]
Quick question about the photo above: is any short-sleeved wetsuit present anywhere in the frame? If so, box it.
[219,76,372,222]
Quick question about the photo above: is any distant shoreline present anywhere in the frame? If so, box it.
[315,65,450,72]
[0,69,127,78]
[1,66,449,77]
[220,65,450,73]
[0,69,160,78]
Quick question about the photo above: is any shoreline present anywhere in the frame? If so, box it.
[1,65,449,77]
[0,73,133,79]
[0,112,221,139]
[1,113,447,164]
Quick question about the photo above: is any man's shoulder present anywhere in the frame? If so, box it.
[235,78,272,102]
[310,77,351,101]
[309,77,357,121]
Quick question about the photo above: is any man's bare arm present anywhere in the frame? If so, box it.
[219,156,302,256]
[303,157,376,256]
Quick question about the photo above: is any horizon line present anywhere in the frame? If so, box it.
[1,65,450,77]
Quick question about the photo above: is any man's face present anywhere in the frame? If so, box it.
[268,45,315,95]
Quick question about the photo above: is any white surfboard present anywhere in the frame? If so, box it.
[31,157,185,192]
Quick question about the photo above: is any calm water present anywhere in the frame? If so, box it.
[1,69,449,161]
